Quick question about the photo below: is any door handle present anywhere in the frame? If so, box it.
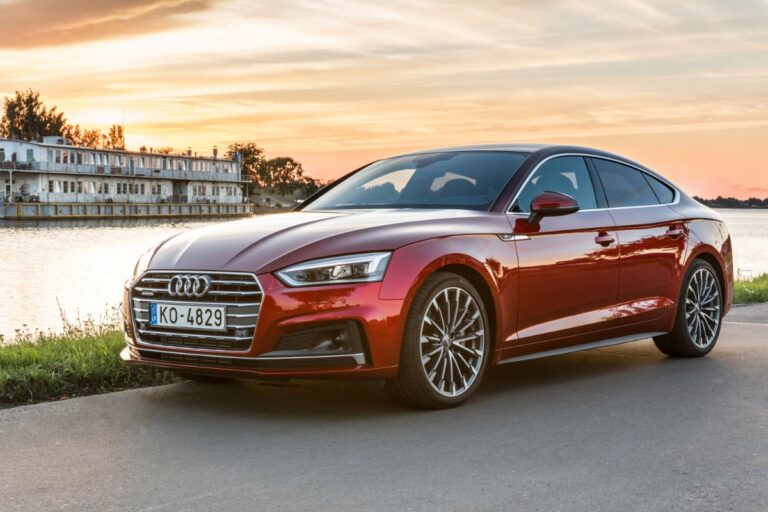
[665,227,684,239]
[594,232,615,246]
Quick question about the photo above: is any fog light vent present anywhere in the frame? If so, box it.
[273,321,364,356]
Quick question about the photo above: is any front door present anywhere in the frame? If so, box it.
[507,156,620,347]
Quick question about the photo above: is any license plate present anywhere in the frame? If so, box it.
[150,302,227,332]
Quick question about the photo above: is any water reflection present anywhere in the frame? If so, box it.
[0,217,233,337]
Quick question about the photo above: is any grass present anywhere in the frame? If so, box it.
[0,310,178,406]
[734,274,768,304]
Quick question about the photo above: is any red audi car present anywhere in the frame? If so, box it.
[122,145,733,408]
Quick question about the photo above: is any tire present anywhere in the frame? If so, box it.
[387,272,491,408]
[175,371,233,383]
[653,259,723,357]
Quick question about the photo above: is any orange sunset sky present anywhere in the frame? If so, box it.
[1,0,766,198]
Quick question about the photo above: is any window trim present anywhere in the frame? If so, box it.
[640,169,676,205]
[506,153,679,214]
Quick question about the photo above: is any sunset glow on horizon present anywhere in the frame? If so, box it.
[1,0,766,198]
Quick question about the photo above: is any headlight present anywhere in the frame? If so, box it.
[276,252,391,287]
[125,247,155,288]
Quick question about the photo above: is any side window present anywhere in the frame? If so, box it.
[593,159,659,208]
[513,156,597,212]
[645,174,675,204]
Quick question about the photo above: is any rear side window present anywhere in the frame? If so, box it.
[645,174,675,204]
[593,159,659,208]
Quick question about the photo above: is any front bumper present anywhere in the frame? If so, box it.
[122,273,403,379]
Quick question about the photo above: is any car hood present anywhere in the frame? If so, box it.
[148,209,512,273]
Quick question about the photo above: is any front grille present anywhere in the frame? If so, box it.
[130,271,262,351]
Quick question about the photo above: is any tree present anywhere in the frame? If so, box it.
[299,176,322,197]
[64,124,104,148]
[1,90,129,150]
[226,142,267,192]
[0,89,67,141]
[64,123,124,149]
[104,124,125,149]
[265,156,305,195]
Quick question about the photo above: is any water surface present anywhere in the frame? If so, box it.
[1,208,766,337]
[0,218,225,338]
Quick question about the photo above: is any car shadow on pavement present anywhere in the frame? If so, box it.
[137,339,727,421]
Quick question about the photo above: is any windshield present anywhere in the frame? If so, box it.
[304,151,528,211]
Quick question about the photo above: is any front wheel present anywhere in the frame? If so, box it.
[654,259,723,357]
[387,272,491,408]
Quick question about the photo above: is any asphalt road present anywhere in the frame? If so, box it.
[2,312,767,512]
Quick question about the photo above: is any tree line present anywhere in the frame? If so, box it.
[0,89,125,149]
[225,142,322,197]
[694,196,768,209]
[0,89,322,198]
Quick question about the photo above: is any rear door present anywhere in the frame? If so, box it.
[590,157,686,324]
[507,155,620,346]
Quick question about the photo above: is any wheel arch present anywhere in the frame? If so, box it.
[436,263,499,356]
[380,235,516,358]
[691,251,726,300]
[683,218,734,314]
[683,246,731,315]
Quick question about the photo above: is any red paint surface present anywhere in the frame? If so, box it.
[123,151,733,379]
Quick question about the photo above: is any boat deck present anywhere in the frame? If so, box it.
[0,202,254,220]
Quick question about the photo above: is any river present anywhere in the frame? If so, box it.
[1,209,766,337]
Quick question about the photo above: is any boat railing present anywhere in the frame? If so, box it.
[21,162,245,182]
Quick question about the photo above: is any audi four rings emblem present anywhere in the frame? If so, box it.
[167,274,212,298]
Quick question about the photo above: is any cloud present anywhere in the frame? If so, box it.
[0,0,219,49]
[0,0,767,196]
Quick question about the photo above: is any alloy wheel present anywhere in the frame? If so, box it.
[685,267,721,349]
[419,287,486,397]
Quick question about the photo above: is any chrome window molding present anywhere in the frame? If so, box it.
[129,270,263,354]
[506,153,680,214]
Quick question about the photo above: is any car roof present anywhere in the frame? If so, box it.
[391,144,653,171]
[390,143,639,159]
[387,143,673,185]
[394,143,551,156]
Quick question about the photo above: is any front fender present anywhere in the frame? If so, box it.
[379,234,519,349]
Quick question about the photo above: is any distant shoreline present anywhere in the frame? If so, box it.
[696,196,768,209]
[710,206,768,210]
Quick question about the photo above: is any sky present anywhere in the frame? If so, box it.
[0,0,766,198]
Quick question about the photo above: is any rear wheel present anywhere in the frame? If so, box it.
[387,272,490,408]
[654,259,722,357]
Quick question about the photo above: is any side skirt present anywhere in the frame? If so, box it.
[496,332,666,365]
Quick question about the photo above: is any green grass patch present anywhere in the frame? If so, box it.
[734,274,768,304]
[0,329,178,406]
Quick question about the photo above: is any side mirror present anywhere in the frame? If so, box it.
[528,191,579,225]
